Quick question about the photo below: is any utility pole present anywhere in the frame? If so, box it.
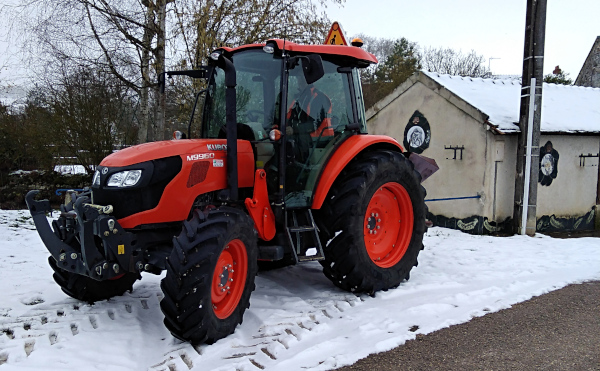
[513,0,547,235]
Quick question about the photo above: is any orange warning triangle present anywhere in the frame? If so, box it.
[324,22,347,46]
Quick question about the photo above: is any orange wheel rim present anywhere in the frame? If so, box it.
[211,239,248,319]
[364,182,414,268]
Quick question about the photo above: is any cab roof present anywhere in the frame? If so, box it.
[215,39,378,66]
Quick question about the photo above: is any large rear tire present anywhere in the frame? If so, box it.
[48,257,139,303]
[160,206,258,344]
[315,150,426,293]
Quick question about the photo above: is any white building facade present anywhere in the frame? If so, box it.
[367,71,600,234]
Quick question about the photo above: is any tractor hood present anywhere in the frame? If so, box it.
[101,139,252,167]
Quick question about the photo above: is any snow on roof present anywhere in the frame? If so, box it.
[422,71,600,134]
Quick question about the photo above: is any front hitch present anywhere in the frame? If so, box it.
[25,190,139,281]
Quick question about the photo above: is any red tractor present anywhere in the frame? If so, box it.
[26,38,435,344]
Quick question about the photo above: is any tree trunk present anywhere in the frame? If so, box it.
[154,0,169,141]
[138,1,155,144]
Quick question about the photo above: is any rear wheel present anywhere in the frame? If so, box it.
[48,257,139,303]
[315,150,426,293]
[160,206,258,344]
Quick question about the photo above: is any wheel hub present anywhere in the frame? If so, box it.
[218,265,233,293]
[363,183,414,268]
[211,240,247,319]
[366,213,381,234]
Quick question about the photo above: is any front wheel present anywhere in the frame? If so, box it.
[49,257,139,303]
[315,150,427,293]
[160,206,258,344]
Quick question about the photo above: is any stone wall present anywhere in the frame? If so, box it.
[575,36,600,88]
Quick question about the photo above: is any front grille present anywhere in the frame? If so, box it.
[93,156,182,220]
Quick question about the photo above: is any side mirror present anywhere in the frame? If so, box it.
[301,54,325,84]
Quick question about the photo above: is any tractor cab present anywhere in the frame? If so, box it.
[178,40,376,209]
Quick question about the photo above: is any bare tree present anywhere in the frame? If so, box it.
[172,0,341,69]
[14,0,161,142]
[11,0,342,144]
[354,34,395,66]
[46,66,136,172]
[421,46,490,77]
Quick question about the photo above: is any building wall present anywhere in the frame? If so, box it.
[367,77,599,234]
[368,81,489,220]
[575,37,600,88]
[536,134,599,216]
[486,134,518,222]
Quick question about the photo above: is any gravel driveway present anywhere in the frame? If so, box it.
[338,281,600,371]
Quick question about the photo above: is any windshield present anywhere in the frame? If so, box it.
[203,49,282,139]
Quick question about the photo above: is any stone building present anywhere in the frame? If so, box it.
[367,71,600,234]
[575,36,600,88]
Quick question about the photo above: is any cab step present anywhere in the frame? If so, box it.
[285,209,324,262]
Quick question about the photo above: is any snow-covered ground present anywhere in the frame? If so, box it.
[0,209,599,371]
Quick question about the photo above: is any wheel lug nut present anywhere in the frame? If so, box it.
[377,219,381,222]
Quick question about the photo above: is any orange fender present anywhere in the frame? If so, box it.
[311,135,404,210]
[245,169,276,241]
[106,139,255,229]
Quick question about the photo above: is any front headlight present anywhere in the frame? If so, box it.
[107,170,143,187]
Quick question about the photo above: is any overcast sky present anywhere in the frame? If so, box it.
[326,0,600,78]
[1,0,599,85]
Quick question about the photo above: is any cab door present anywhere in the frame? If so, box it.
[283,60,364,208]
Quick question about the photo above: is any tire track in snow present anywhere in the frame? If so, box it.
[231,292,365,370]
[0,294,160,366]
[149,271,368,371]
[249,294,362,368]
